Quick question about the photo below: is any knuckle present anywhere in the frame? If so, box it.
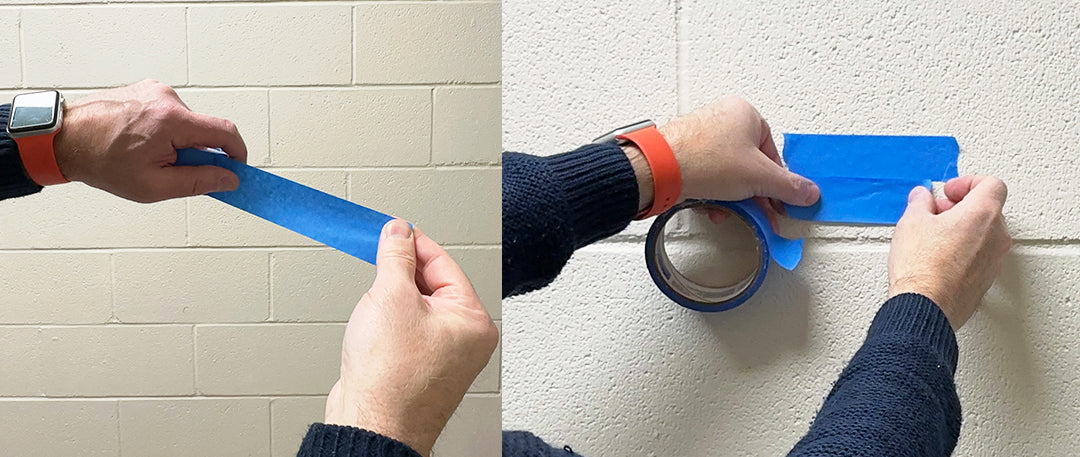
[472,316,500,352]
[157,83,177,96]
[380,249,417,268]
[222,119,240,134]
[155,103,185,122]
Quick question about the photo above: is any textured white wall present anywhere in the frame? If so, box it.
[0,2,500,456]
[503,1,1080,455]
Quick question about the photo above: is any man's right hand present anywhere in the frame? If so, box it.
[887,175,1013,330]
[53,79,248,203]
[324,220,499,457]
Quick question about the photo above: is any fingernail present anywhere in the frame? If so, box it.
[219,175,239,191]
[908,186,927,202]
[797,178,820,206]
[385,219,412,239]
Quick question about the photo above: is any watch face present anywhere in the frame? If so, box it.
[8,91,60,134]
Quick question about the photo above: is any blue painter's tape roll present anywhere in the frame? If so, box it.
[174,148,393,264]
[646,199,802,312]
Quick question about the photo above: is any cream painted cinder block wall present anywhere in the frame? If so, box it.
[0,2,500,456]
[503,1,1080,455]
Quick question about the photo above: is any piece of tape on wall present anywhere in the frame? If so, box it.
[782,134,960,224]
[174,148,393,264]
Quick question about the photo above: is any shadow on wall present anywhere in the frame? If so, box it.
[957,251,1050,452]
[701,265,812,367]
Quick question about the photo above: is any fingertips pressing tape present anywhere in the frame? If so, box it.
[174,148,393,264]
[645,199,802,312]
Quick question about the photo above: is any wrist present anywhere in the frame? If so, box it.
[53,103,88,182]
[888,277,959,330]
[621,144,653,213]
[324,381,435,456]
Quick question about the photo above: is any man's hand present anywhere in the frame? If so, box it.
[53,79,247,203]
[628,96,820,216]
[324,220,499,457]
[888,176,1012,330]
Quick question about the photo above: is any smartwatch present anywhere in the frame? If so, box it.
[594,120,681,219]
[6,90,68,185]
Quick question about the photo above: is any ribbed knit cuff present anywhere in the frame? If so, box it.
[0,104,44,200]
[867,293,959,374]
[296,423,422,457]
[545,142,639,249]
[503,430,583,457]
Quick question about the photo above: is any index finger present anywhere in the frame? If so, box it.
[944,175,1008,209]
[413,228,479,301]
[171,110,249,163]
[759,118,783,167]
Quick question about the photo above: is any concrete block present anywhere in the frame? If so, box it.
[0,183,186,249]
[189,5,351,86]
[433,394,501,457]
[175,89,270,166]
[271,249,373,323]
[0,252,111,324]
[113,250,268,323]
[502,0,677,154]
[22,6,186,87]
[680,0,1080,241]
[269,89,429,167]
[271,246,499,322]
[0,10,19,86]
[195,324,344,395]
[119,398,269,457]
[0,400,119,457]
[951,247,1080,455]
[0,325,194,396]
[354,3,500,84]
[433,86,501,165]
[445,246,501,321]
[187,170,348,247]
[270,397,325,457]
[347,168,501,245]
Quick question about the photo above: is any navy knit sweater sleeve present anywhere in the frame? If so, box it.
[0,103,45,200]
[499,146,962,457]
[787,293,961,457]
[503,143,639,298]
[295,424,422,457]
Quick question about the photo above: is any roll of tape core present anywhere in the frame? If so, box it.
[646,199,802,312]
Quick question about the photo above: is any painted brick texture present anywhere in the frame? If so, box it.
[0,1,501,456]
[503,0,1080,456]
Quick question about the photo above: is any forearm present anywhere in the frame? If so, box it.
[502,144,640,298]
[296,423,423,457]
[789,293,961,457]
[0,104,45,200]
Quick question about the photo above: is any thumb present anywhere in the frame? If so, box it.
[903,185,936,217]
[153,165,239,201]
[374,219,417,288]
[755,158,820,207]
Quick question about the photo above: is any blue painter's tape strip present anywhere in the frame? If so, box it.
[785,176,933,224]
[174,148,393,264]
[645,199,802,312]
[782,134,959,224]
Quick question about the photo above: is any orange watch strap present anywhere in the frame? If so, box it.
[14,130,67,186]
[618,125,681,219]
